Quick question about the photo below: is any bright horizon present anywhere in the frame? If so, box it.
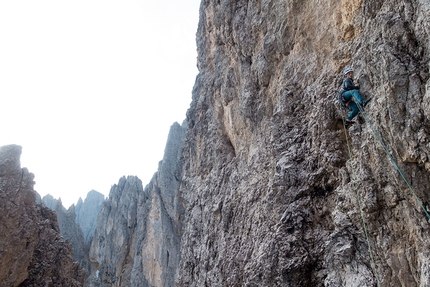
[0,1,201,208]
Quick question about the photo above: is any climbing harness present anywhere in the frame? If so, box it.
[340,106,381,287]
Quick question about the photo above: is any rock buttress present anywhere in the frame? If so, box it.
[0,144,85,287]
[176,1,430,286]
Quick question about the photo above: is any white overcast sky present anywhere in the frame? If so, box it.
[0,1,201,207]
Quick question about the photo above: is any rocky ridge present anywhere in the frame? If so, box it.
[86,122,186,287]
[0,144,85,287]
[41,194,90,275]
[39,189,105,278]
[75,190,105,244]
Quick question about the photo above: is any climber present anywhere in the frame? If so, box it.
[338,67,371,124]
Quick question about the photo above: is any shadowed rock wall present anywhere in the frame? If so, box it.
[75,190,106,244]
[0,145,85,287]
[41,194,90,276]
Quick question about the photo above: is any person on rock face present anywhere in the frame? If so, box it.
[338,67,371,124]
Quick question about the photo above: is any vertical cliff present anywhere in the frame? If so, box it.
[17,1,428,286]
[176,0,430,286]
[75,190,105,244]
[0,145,85,287]
[41,194,91,275]
[87,122,186,287]
[40,189,105,278]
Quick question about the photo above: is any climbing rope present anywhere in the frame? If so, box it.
[340,95,430,287]
[340,104,381,287]
[356,102,430,221]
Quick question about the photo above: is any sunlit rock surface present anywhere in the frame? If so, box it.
[175,0,430,286]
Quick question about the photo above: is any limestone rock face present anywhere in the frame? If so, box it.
[40,189,105,278]
[41,195,89,274]
[87,122,186,287]
[175,0,430,286]
[0,145,85,287]
[75,190,105,244]
[87,175,143,287]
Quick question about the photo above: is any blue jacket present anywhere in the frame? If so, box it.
[341,78,359,92]
[338,78,359,103]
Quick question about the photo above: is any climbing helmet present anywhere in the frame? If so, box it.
[343,67,354,75]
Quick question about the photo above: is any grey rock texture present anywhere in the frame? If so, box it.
[41,194,89,274]
[175,0,430,286]
[87,122,186,287]
[0,145,85,287]
[87,175,144,287]
[75,190,106,244]
[40,189,105,278]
